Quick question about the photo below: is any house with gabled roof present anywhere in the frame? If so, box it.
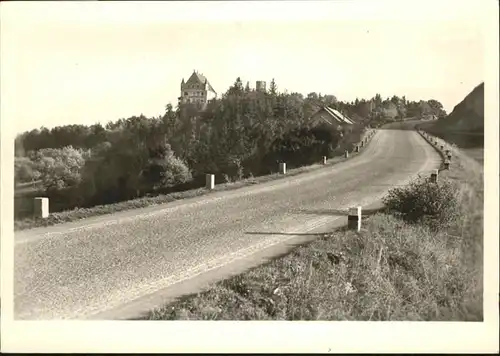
[178,70,217,108]
[309,106,355,129]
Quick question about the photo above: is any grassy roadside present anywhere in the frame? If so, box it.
[417,121,484,165]
[143,132,483,321]
[15,129,376,231]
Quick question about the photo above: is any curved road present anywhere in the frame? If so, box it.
[14,127,441,320]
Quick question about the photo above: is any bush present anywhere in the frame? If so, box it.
[147,213,474,321]
[14,156,39,183]
[157,154,193,187]
[382,175,461,230]
[30,146,87,191]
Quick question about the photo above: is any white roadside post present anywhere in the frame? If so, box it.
[34,197,49,219]
[446,150,452,161]
[344,150,349,158]
[206,174,215,190]
[323,156,327,165]
[279,162,287,174]
[348,206,362,232]
[430,169,439,183]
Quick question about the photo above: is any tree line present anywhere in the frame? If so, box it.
[14,77,447,217]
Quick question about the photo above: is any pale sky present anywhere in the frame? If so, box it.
[1,0,489,134]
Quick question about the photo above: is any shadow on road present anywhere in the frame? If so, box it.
[289,206,387,218]
[245,231,327,237]
[291,208,349,217]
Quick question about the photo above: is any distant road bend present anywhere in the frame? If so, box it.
[15,126,441,320]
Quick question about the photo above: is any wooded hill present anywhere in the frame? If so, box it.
[14,77,447,217]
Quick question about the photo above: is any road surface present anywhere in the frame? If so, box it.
[14,128,441,320]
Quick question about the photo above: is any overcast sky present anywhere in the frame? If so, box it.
[1,0,489,134]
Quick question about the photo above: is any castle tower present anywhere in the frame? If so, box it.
[256,80,266,92]
[179,70,217,109]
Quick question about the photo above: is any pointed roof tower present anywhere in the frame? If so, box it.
[185,70,216,94]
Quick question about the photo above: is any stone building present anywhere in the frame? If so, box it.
[178,70,217,108]
[256,81,267,92]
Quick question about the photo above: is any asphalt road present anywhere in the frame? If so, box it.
[14,128,441,320]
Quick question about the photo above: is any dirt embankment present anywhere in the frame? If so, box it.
[418,82,484,163]
[438,82,484,133]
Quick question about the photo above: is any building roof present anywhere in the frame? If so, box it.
[326,107,355,125]
[311,106,355,126]
[184,70,217,94]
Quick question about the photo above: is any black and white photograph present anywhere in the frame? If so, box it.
[1,0,498,353]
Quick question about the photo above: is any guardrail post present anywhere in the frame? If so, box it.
[323,156,327,165]
[206,174,215,190]
[348,206,362,232]
[34,197,49,219]
[430,169,439,183]
[361,141,364,147]
[354,146,359,153]
[344,150,349,158]
[279,162,287,174]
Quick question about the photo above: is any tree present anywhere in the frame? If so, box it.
[269,78,278,95]
[15,135,26,157]
[323,95,338,106]
[32,146,87,191]
[226,77,244,96]
[427,99,447,118]
[14,157,38,183]
[382,101,398,119]
[390,95,400,105]
[307,92,319,101]
[142,143,192,189]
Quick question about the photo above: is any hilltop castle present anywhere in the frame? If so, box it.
[178,70,217,108]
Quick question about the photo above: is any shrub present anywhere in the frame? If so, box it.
[222,173,231,183]
[156,154,193,188]
[31,146,87,191]
[14,156,39,183]
[382,175,461,230]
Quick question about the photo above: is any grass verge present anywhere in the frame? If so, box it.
[417,121,484,165]
[15,130,376,231]
[143,133,483,321]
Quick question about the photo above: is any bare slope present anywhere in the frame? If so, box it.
[419,83,484,163]
[437,82,484,133]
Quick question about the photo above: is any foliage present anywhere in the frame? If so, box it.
[146,213,476,321]
[14,76,448,212]
[30,146,87,191]
[382,175,461,230]
[143,146,192,189]
[15,157,39,183]
[145,151,483,322]
[80,120,191,204]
